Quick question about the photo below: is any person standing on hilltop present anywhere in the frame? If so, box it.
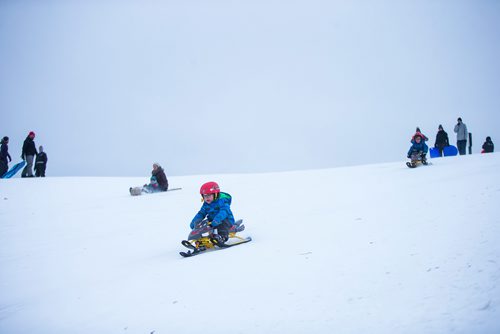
[434,125,449,157]
[35,145,48,177]
[454,117,468,155]
[0,136,12,177]
[21,131,37,177]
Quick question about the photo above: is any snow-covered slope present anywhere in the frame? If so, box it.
[1,154,499,334]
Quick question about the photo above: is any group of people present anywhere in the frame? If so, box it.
[0,131,48,178]
[407,117,494,161]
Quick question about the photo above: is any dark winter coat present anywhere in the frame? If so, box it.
[408,140,428,157]
[190,192,235,228]
[0,140,11,163]
[152,167,168,191]
[22,136,37,158]
[35,152,48,166]
[434,130,449,148]
[482,138,494,153]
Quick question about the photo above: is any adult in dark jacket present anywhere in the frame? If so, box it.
[152,163,169,191]
[21,131,38,177]
[434,124,449,157]
[482,137,494,153]
[0,136,12,177]
[143,162,169,193]
[35,145,48,177]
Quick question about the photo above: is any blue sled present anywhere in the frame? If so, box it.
[443,145,458,157]
[1,161,26,179]
[429,147,440,158]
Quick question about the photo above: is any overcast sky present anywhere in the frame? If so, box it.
[1,0,499,177]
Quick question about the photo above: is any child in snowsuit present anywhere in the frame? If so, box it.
[481,136,494,153]
[190,181,235,244]
[408,133,429,162]
[35,146,48,177]
[142,162,169,193]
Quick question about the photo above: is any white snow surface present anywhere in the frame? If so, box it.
[1,154,500,334]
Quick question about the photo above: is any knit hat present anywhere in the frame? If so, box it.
[438,124,443,130]
[28,131,35,137]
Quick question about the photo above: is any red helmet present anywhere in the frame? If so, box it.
[200,181,220,195]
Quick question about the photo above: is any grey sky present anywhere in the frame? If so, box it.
[1,0,499,177]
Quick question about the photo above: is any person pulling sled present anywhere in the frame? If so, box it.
[180,181,251,257]
[407,133,429,168]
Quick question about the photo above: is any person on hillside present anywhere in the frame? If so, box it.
[0,136,12,177]
[142,162,169,193]
[34,145,48,177]
[411,127,429,143]
[434,124,449,157]
[454,117,468,155]
[407,133,428,163]
[21,131,37,177]
[190,181,235,245]
[481,136,494,153]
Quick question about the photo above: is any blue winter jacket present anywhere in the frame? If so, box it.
[408,141,428,157]
[190,192,235,228]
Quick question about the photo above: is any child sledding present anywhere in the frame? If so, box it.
[407,133,429,168]
[179,181,251,257]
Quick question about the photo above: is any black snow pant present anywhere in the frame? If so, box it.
[0,160,8,177]
[457,140,467,155]
[213,220,232,239]
[35,163,46,177]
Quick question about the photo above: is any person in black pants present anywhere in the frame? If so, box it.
[35,146,48,177]
[0,136,12,177]
[434,125,449,157]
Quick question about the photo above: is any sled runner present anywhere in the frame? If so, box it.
[406,152,429,168]
[129,187,182,196]
[180,219,251,257]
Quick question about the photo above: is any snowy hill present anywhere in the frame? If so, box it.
[1,154,500,334]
